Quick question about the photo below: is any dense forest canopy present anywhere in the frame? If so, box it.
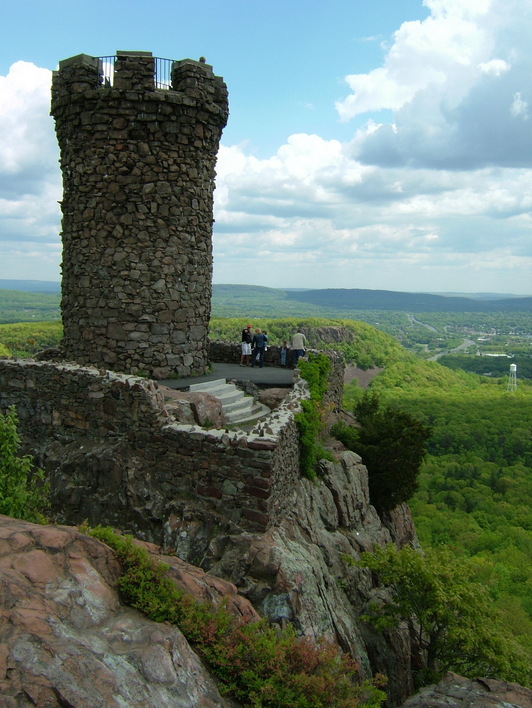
[343,359,532,662]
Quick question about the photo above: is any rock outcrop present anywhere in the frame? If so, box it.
[401,672,532,707]
[159,385,226,427]
[0,515,249,708]
[163,451,421,706]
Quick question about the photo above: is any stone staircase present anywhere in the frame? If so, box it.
[188,378,270,426]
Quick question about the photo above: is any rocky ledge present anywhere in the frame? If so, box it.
[0,514,251,708]
[1,513,531,708]
[402,672,532,707]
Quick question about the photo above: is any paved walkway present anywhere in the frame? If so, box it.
[159,362,296,390]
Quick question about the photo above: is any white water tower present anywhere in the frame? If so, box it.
[507,363,517,392]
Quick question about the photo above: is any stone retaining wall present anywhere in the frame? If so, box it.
[0,345,343,538]
[0,359,305,536]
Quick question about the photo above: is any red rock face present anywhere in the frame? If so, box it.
[0,515,249,707]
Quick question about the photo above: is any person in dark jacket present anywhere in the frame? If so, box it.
[251,329,267,368]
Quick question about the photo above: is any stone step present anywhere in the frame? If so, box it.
[188,378,269,426]
[225,401,270,425]
[223,396,255,416]
[190,380,243,406]
[188,378,228,393]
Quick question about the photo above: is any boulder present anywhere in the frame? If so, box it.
[0,515,244,708]
[159,386,225,428]
[400,672,532,707]
[258,387,290,409]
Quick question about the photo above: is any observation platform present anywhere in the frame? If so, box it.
[159,362,295,391]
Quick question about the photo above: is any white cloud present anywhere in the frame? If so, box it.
[213,132,532,292]
[0,61,61,279]
[336,0,492,122]
[478,58,510,76]
[0,61,56,174]
[338,0,532,169]
[510,92,529,120]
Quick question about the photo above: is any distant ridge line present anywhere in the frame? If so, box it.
[1,281,530,312]
[282,287,532,313]
[211,284,531,313]
[0,280,61,294]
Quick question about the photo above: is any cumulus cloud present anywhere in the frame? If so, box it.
[478,58,510,76]
[213,135,532,292]
[338,0,532,169]
[0,61,61,279]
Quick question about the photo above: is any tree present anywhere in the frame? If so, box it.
[0,407,49,521]
[332,392,431,511]
[354,544,531,687]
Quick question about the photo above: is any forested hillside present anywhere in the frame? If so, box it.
[285,287,532,313]
[343,358,532,660]
[0,289,60,324]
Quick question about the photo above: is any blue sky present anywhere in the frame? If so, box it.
[1,0,531,294]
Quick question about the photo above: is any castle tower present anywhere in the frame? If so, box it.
[51,51,228,378]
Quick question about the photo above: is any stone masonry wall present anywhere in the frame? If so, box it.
[51,51,228,379]
[0,359,306,537]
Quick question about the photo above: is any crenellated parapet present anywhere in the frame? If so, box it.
[51,51,228,379]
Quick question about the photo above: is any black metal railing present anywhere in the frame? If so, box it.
[96,55,175,89]
[98,55,115,87]
[154,57,174,89]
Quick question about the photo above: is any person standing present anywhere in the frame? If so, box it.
[240,324,253,366]
[280,340,290,366]
[291,330,307,367]
[251,328,267,368]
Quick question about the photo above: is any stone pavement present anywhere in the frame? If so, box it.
[160,362,296,390]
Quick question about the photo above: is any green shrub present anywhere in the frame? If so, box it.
[298,354,331,401]
[296,354,335,480]
[86,525,386,707]
[0,407,49,521]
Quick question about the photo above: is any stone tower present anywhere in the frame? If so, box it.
[51,51,228,378]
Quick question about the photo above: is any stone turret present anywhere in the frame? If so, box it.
[51,51,228,378]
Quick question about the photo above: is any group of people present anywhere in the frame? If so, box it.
[240,325,308,368]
